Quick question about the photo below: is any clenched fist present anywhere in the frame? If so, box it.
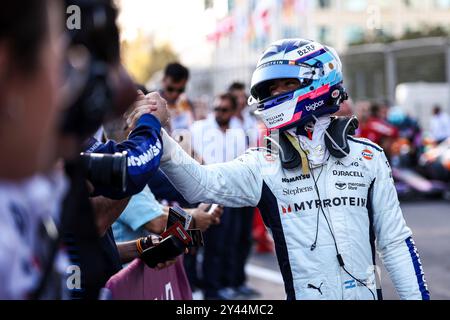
[126,90,169,130]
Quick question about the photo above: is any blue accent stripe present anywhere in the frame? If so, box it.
[344,280,356,289]
[348,136,382,152]
[367,179,383,300]
[405,236,430,300]
[344,280,354,284]
[257,182,296,300]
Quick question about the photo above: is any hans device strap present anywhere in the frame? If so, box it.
[324,116,359,158]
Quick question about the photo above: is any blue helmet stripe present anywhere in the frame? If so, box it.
[295,48,327,64]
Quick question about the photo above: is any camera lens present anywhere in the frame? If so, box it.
[80,151,127,192]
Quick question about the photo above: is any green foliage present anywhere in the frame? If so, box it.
[121,32,178,83]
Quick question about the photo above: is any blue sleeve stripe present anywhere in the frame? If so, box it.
[405,236,430,300]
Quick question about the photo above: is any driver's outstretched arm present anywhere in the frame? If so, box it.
[159,129,263,207]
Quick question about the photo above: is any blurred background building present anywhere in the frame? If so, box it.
[200,0,450,131]
[115,0,450,131]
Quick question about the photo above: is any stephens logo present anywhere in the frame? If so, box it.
[305,100,324,112]
[335,182,347,190]
[282,186,313,195]
[362,149,373,160]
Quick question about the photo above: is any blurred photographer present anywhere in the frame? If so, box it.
[104,105,222,243]
[0,0,67,299]
[39,0,171,299]
[84,90,168,200]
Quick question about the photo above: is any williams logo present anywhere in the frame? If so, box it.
[362,149,374,160]
[335,182,347,190]
[267,113,285,125]
[332,170,364,177]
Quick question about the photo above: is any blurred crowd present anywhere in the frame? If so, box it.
[1,0,449,301]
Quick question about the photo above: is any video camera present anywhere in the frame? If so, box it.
[140,207,204,268]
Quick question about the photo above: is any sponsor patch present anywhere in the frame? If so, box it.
[297,44,316,57]
[280,205,293,214]
[282,174,311,183]
[332,170,364,178]
[282,186,314,196]
[266,113,285,126]
[335,160,359,167]
[280,196,367,214]
[347,182,366,190]
[305,100,324,112]
[331,89,340,99]
[335,181,347,190]
[362,149,374,160]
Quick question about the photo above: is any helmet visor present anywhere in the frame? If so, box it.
[251,61,318,101]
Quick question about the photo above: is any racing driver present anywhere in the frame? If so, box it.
[134,39,430,300]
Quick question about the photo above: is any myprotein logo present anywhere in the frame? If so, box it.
[305,100,324,112]
[281,174,311,183]
[332,170,364,178]
[281,196,367,214]
[281,205,293,214]
[282,186,313,196]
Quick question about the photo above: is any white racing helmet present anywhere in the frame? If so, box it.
[249,38,348,132]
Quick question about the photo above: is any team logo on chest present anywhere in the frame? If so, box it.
[362,149,373,160]
[335,181,347,190]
